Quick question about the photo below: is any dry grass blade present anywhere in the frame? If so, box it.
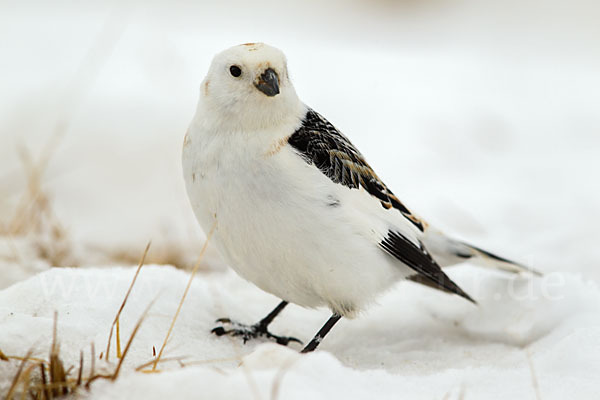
[39,363,50,400]
[49,353,68,397]
[86,343,95,390]
[85,298,157,387]
[526,349,543,400]
[239,354,261,400]
[18,362,41,400]
[134,356,188,372]
[116,318,122,359]
[174,356,241,368]
[111,297,157,380]
[0,348,8,361]
[151,221,217,371]
[270,358,299,400]
[136,355,241,372]
[49,311,68,396]
[76,350,84,387]
[5,355,46,364]
[5,348,34,400]
[106,242,150,362]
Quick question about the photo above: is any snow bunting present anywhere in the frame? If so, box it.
[182,43,540,353]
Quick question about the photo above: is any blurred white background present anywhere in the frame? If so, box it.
[1,0,599,285]
[1,3,600,399]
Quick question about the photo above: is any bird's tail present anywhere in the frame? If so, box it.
[423,231,542,276]
[458,241,542,276]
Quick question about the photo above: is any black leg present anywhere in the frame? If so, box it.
[301,314,342,353]
[212,301,302,346]
[256,300,289,329]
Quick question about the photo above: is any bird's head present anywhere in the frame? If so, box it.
[198,43,302,131]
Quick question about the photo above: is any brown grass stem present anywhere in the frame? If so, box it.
[105,242,150,362]
[151,221,217,371]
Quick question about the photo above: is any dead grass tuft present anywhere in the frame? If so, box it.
[0,140,76,268]
[4,313,83,400]
[3,305,156,399]
[1,138,204,271]
[2,241,154,399]
[2,1,134,269]
[2,230,224,398]
[107,237,208,271]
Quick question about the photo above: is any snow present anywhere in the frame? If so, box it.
[1,266,599,399]
[1,0,600,398]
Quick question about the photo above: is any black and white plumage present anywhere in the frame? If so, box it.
[288,109,425,232]
[182,43,539,352]
[288,108,473,303]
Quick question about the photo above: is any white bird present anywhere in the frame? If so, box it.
[182,43,540,353]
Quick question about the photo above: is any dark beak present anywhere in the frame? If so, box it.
[254,68,280,97]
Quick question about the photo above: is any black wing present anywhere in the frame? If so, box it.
[380,231,475,303]
[288,108,425,232]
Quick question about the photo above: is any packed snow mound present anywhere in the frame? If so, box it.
[1,265,599,399]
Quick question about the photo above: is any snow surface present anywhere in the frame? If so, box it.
[1,0,600,398]
[1,266,599,399]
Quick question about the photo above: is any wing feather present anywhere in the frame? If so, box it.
[380,231,475,303]
[288,108,425,232]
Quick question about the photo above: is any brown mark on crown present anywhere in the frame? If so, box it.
[242,43,261,51]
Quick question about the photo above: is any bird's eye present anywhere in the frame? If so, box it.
[229,65,242,77]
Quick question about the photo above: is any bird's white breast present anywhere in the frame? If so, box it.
[182,115,411,316]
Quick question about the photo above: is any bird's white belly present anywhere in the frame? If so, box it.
[183,134,407,316]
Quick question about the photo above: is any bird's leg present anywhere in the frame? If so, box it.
[211,301,302,346]
[301,313,342,353]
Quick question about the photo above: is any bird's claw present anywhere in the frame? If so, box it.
[211,318,302,346]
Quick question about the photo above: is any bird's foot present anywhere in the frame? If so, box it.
[211,318,302,346]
